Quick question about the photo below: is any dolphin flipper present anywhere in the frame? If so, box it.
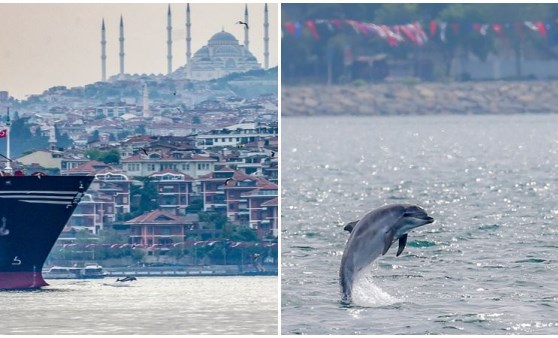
[382,230,395,255]
[396,234,408,256]
[343,221,359,233]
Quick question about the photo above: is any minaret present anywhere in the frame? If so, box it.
[186,3,191,65]
[167,5,173,75]
[142,83,151,118]
[101,19,107,81]
[264,4,269,69]
[49,125,57,151]
[244,4,249,50]
[119,15,125,76]
[4,108,11,174]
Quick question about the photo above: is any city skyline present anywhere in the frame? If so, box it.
[0,2,278,100]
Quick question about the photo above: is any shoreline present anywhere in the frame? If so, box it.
[282,80,558,116]
[42,265,278,279]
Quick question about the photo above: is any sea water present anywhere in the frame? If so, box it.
[1,276,277,334]
[281,114,558,334]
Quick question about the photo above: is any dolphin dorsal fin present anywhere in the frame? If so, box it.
[343,221,359,233]
[396,234,408,256]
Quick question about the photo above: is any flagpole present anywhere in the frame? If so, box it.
[5,108,12,174]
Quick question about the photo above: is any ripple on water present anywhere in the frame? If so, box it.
[407,240,437,248]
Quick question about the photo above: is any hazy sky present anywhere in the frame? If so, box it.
[0,2,278,99]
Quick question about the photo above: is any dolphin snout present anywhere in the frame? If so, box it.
[423,216,434,224]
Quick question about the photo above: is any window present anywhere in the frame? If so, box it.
[197,163,210,171]
[128,164,140,171]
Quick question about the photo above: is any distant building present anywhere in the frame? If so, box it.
[66,171,131,234]
[242,182,278,238]
[16,149,63,169]
[67,193,115,235]
[92,171,132,214]
[196,122,278,149]
[126,209,190,256]
[63,160,114,176]
[0,91,9,101]
[121,151,217,178]
[149,170,194,215]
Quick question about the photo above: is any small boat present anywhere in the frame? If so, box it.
[81,264,106,279]
[43,264,106,279]
[43,266,82,279]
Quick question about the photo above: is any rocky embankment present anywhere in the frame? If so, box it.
[282,81,558,116]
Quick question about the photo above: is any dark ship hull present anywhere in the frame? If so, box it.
[0,175,94,289]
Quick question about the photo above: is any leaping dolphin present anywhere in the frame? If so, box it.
[339,204,434,303]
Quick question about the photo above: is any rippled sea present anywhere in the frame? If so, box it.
[1,276,277,334]
[281,115,558,334]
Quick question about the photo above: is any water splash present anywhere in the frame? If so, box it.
[350,270,400,307]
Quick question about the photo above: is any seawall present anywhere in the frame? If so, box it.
[282,81,558,116]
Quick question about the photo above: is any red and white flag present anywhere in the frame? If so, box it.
[0,129,7,138]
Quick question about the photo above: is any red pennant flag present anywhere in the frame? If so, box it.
[492,23,503,37]
[0,129,6,138]
[306,20,320,40]
[283,22,295,35]
[429,20,437,37]
[535,21,547,38]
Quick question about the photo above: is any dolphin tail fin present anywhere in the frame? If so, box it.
[343,221,359,233]
[396,234,408,256]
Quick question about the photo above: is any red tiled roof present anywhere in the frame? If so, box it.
[125,209,185,224]
[261,197,278,207]
[66,160,114,173]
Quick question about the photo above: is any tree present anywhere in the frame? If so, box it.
[89,130,100,143]
[99,149,120,164]
[55,126,73,149]
[131,178,159,213]
[0,117,49,158]
[85,149,120,164]
[222,224,258,242]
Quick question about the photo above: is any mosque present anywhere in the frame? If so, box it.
[100,3,270,82]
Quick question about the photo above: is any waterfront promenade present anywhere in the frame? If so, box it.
[282,80,558,116]
[104,264,278,277]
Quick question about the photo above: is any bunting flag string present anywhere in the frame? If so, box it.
[282,18,558,47]
[58,241,278,250]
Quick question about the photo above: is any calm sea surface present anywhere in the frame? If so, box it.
[1,276,277,334]
[282,115,558,334]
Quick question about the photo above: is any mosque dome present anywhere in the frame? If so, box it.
[208,31,238,45]
[193,46,210,58]
[214,46,241,57]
